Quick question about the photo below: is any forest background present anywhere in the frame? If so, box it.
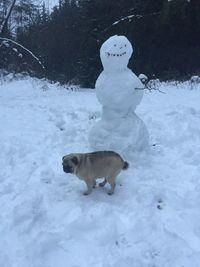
[0,0,200,87]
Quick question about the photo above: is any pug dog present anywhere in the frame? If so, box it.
[62,151,129,195]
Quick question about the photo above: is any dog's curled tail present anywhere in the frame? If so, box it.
[122,161,129,170]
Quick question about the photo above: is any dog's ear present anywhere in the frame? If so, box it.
[62,156,65,161]
[71,156,78,165]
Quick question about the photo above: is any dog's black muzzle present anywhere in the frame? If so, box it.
[63,165,73,173]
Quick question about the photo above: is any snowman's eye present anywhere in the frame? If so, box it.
[114,44,116,47]
[125,44,127,47]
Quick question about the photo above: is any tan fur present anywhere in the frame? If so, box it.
[62,151,129,195]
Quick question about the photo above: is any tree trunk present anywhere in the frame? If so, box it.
[0,0,17,36]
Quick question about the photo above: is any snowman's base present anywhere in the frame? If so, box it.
[89,111,149,158]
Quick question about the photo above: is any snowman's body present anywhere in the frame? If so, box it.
[96,69,143,115]
[89,35,149,156]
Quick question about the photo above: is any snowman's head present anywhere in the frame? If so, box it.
[100,35,133,71]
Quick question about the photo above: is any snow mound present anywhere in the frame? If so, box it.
[0,77,200,266]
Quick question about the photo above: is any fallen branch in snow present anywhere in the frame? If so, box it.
[0,37,45,69]
[102,12,160,33]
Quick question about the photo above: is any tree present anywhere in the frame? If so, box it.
[2,0,200,85]
[0,0,45,73]
[0,0,17,36]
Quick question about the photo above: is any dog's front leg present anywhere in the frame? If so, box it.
[83,179,93,195]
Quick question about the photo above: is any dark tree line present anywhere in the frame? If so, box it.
[1,0,200,87]
[0,0,43,73]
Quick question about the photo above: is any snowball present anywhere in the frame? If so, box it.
[89,112,149,157]
[100,35,133,71]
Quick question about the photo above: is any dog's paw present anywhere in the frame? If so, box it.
[83,191,91,196]
[107,191,114,196]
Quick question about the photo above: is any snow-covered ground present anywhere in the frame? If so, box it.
[0,77,200,267]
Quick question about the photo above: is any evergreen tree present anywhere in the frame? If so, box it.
[3,0,200,86]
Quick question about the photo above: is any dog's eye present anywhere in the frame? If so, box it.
[71,157,78,165]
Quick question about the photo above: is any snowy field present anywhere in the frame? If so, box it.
[0,77,200,267]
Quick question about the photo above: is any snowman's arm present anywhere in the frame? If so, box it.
[135,84,165,94]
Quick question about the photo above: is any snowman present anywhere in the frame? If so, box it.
[89,35,149,157]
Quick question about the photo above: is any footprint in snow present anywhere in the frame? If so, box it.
[88,111,101,120]
[55,120,65,131]
[156,198,165,210]
[48,109,66,131]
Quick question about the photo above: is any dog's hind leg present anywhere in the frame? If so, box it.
[107,177,116,195]
[107,170,120,195]
[93,179,96,188]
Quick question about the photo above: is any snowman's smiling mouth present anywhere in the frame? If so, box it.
[106,52,127,57]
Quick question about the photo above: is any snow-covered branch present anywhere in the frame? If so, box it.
[102,12,161,33]
[0,37,45,69]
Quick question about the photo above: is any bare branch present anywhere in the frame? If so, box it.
[135,86,165,94]
[135,86,166,94]
[102,12,161,33]
[0,37,45,69]
[135,79,165,94]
